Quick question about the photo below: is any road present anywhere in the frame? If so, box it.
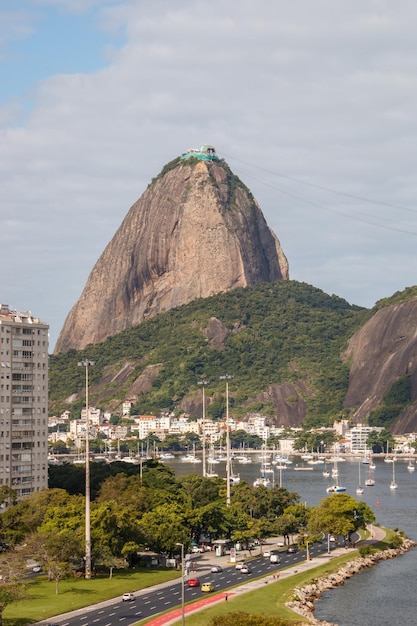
[47,541,337,626]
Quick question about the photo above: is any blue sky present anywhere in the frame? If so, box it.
[1,0,417,351]
[0,1,124,106]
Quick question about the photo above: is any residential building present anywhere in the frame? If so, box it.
[0,304,48,501]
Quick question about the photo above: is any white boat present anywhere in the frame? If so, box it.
[407,460,415,472]
[181,444,202,464]
[390,460,398,490]
[356,459,364,495]
[238,455,252,464]
[365,464,375,486]
[322,459,330,477]
[180,454,201,463]
[253,476,271,488]
[331,457,340,478]
[294,462,314,471]
[326,484,346,493]
[121,456,140,465]
[160,452,175,460]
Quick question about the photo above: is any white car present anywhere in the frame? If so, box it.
[263,550,271,557]
[235,562,244,570]
[210,565,223,573]
[122,593,135,602]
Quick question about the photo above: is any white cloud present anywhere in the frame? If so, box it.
[1,0,417,349]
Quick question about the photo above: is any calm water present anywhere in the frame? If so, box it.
[164,454,417,626]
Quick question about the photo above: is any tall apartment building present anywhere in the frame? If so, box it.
[0,304,49,501]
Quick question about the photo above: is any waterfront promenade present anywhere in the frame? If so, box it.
[143,527,387,626]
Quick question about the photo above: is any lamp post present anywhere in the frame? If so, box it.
[220,374,233,506]
[198,380,209,477]
[175,542,185,626]
[78,360,95,580]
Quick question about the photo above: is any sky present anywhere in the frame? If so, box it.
[1,0,417,352]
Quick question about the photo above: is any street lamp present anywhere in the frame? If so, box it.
[220,374,233,506]
[78,360,95,580]
[198,380,209,477]
[175,542,185,626]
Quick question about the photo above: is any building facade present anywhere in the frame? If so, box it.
[0,304,49,501]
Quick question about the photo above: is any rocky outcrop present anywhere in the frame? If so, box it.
[54,157,289,353]
[287,538,416,625]
[342,297,417,432]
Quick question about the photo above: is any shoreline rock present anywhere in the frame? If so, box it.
[286,538,416,626]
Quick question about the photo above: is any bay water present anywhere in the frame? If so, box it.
[164,453,417,626]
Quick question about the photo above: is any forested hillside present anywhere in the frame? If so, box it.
[49,280,367,427]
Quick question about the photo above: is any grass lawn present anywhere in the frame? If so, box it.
[4,568,180,626]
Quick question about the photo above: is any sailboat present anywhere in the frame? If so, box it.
[390,459,398,490]
[253,452,272,487]
[365,464,375,486]
[356,458,364,495]
[362,443,370,464]
[326,458,346,492]
[407,459,415,472]
[322,459,330,477]
[180,443,201,463]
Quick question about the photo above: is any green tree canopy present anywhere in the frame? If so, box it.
[308,494,375,539]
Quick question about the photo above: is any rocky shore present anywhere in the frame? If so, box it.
[286,537,416,626]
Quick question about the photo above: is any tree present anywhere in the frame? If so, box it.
[25,529,82,593]
[95,548,127,579]
[274,513,300,545]
[0,550,27,625]
[308,494,375,540]
[0,585,26,626]
[0,486,16,509]
[139,503,190,554]
[91,500,144,563]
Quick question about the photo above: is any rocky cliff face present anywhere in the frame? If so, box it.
[55,156,289,353]
[342,297,417,432]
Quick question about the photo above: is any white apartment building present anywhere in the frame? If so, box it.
[81,406,102,426]
[346,425,384,453]
[0,304,49,501]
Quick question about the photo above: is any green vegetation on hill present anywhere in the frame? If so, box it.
[373,285,417,311]
[50,281,367,425]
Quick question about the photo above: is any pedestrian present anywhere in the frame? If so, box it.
[225,594,228,602]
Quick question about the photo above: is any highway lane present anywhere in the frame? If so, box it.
[53,542,335,626]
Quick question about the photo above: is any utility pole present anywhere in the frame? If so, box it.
[198,379,209,477]
[78,360,95,579]
[220,374,233,506]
